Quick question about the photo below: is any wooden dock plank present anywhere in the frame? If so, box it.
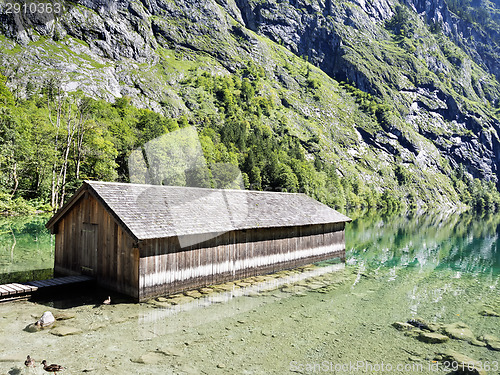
[1,284,18,294]
[12,283,37,292]
[24,284,38,292]
[0,286,11,295]
[6,284,26,293]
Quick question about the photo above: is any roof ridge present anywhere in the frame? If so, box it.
[84,180,308,196]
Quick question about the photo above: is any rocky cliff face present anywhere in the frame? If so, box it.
[404,0,500,81]
[229,0,500,179]
[0,0,499,207]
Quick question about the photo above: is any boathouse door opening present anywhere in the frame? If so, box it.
[81,223,98,276]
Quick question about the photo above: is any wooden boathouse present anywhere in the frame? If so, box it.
[46,181,351,301]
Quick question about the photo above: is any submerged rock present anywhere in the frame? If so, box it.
[131,351,166,365]
[156,346,184,357]
[392,322,415,331]
[54,312,75,321]
[478,334,500,351]
[198,287,213,294]
[184,290,203,298]
[407,317,440,332]
[417,331,449,344]
[479,309,500,317]
[442,322,476,342]
[50,326,83,336]
[435,350,487,375]
[168,295,195,305]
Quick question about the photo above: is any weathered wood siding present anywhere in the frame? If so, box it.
[138,223,345,301]
[53,195,139,298]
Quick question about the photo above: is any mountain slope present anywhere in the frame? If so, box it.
[0,0,499,211]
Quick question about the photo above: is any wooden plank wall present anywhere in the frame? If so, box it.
[54,194,139,299]
[138,222,346,301]
[53,190,347,301]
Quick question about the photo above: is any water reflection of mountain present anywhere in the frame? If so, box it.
[347,211,500,275]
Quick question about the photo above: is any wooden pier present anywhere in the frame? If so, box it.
[0,275,94,301]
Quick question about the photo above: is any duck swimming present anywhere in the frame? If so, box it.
[41,360,65,373]
[24,355,35,367]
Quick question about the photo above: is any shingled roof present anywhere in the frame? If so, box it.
[47,181,351,241]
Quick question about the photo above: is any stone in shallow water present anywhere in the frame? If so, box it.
[36,311,55,327]
[253,276,269,282]
[442,322,476,342]
[417,331,449,344]
[392,322,415,331]
[281,285,308,294]
[157,347,184,357]
[306,282,326,290]
[54,312,75,321]
[470,339,487,347]
[407,317,440,332]
[479,308,500,317]
[435,350,487,375]
[131,351,166,365]
[218,284,237,291]
[184,290,203,298]
[236,282,252,287]
[168,295,194,305]
[479,334,500,351]
[50,326,83,336]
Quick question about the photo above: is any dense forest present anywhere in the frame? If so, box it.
[1,63,500,215]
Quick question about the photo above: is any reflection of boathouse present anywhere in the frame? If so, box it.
[46,181,351,301]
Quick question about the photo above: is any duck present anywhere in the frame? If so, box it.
[41,360,65,373]
[24,355,36,367]
[102,296,111,305]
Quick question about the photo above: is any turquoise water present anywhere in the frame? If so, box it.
[347,211,500,275]
[0,212,498,374]
[0,215,53,283]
